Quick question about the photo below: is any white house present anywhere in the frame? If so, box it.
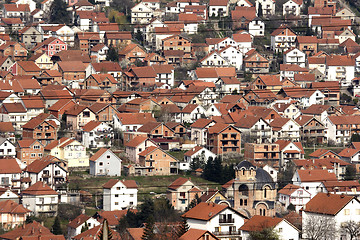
[323,115,352,145]
[191,119,215,146]
[182,202,247,239]
[275,139,304,166]
[0,138,15,158]
[22,181,59,216]
[241,215,300,240]
[263,164,278,182]
[103,179,138,211]
[207,37,237,52]
[302,193,360,240]
[232,33,252,54]
[283,0,302,16]
[89,148,122,176]
[270,118,301,142]
[278,184,311,212]
[208,0,229,17]
[292,169,337,197]
[23,159,68,190]
[82,121,113,149]
[67,214,101,240]
[326,55,355,87]
[201,51,230,68]
[113,113,156,132]
[142,0,160,11]
[181,104,206,123]
[335,28,356,44]
[283,48,306,68]
[90,44,109,63]
[271,25,297,53]
[183,146,216,170]
[255,0,275,16]
[131,2,154,24]
[234,116,272,144]
[215,77,241,94]
[237,0,253,7]
[219,46,243,70]
[248,17,265,37]
[0,158,22,191]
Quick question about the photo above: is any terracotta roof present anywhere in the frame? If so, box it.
[82,120,101,132]
[125,136,148,148]
[1,103,26,113]
[240,215,285,232]
[0,221,56,240]
[182,202,228,220]
[89,148,110,162]
[0,122,14,132]
[138,145,158,157]
[232,33,252,42]
[95,209,137,226]
[297,36,318,44]
[308,148,333,158]
[304,192,355,215]
[17,139,38,148]
[0,200,30,214]
[168,177,191,190]
[0,158,21,174]
[21,95,44,109]
[190,119,214,129]
[22,182,58,195]
[3,4,30,12]
[102,179,137,189]
[184,146,206,157]
[91,62,122,72]
[73,224,120,240]
[296,169,337,182]
[65,104,88,116]
[278,184,301,195]
[326,55,355,66]
[58,61,86,72]
[137,121,161,133]
[127,228,144,240]
[179,229,217,240]
[116,113,156,125]
[67,214,91,229]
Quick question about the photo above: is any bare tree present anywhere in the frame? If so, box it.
[302,214,336,240]
[341,221,360,240]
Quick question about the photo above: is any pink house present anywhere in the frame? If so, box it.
[32,37,67,57]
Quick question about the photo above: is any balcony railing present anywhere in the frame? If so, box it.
[219,218,234,224]
[213,230,242,236]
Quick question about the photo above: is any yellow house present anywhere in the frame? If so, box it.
[29,52,53,70]
[200,189,230,205]
[45,137,89,168]
[253,75,282,94]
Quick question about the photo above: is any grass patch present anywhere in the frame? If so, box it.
[168,150,186,161]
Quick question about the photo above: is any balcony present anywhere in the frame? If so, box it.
[219,218,234,224]
[213,230,242,236]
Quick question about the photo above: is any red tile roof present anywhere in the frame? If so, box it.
[0,158,21,174]
[0,200,30,214]
[0,221,57,240]
[296,169,337,182]
[22,182,58,195]
[240,215,285,232]
[304,192,354,215]
[89,148,110,162]
[168,177,191,190]
[67,214,91,229]
[102,179,138,189]
[181,202,228,220]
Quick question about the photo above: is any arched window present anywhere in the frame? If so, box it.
[244,199,247,206]
[240,199,243,206]
[239,185,249,196]
[264,187,267,198]
[242,169,245,175]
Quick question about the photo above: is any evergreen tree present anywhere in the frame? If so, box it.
[212,157,223,183]
[51,217,62,235]
[187,193,201,209]
[176,218,189,238]
[49,0,71,24]
[81,223,89,233]
[351,133,360,143]
[106,46,119,62]
[141,216,155,240]
[258,3,263,17]
[98,219,112,240]
[138,197,155,224]
[345,165,357,180]
[249,227,279,240]
[202,157,214,181]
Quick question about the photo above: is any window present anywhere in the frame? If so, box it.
[344,209,350,215]
[99,162,103,166]
[115,194,119,197]
[115,202,119,205]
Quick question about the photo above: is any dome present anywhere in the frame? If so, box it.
[235,160,255,170]
[255,168,275,189]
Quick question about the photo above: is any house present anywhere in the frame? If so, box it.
[252,75,282,93]
[22,113,59,146]
[235,116,272,144]
[166,177,202,211]
[137,121,175,140]
[67,214,100,240]
[323,115,358,145]
[0,122,15,143]
[278,184,311,212]
[125,136,157,163]
[182,202,247,239]
[118,43,147,63]
[84,74,117,92]
[19,26,42,49]
[115,107,154,126]
[0,200,30,230]
[295,115,326,144]
[271,25,297,52]
[248,17,265,37]
[2,4,30,22]
[82,121,113,149]
[90,44,109,62]
[296,36,318,56]
[219,46,243,70]
[270,118,301,142]
[179,229,220,240]
[181,104,206,123]
[183,146,216,170]
[208,0,229,17]
[243,50,270,73]
[215,76,241,94]
[275,140,304,166]
[240,215,300,240]
[21,182,58,216]
[283,0,303,16]
[56,61,87,88]
[138,146,178,175]
[0,158,21,191]
[44,137,89,168]
[22,158,68,190]
[104,32,132,48]
[0,41,27,61]
[89,148,122,176]
[0,137,16,158]
[231,7,257,30]
[227,160,277,217]
[272,102,300,119]
[325,55,355,87]
[131,2,154,24]
[32,37,67,58]
[283,48,306,67]
[243,143,280,165]
[16,139,44,165]
[65,104,96,131]
[102,179,138,211]
[207,123,241,154]
[279,64,308,81]
[28,53,53,70]
[178,13,201,34]
[302,193,360,240]
[292,169,337,197]
[255,0,275,16]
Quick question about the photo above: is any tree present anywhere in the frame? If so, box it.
[98,219,112,240]
[176,218,189,238]
[303,214,336,240]
[141,216,155,240]
[81,223,89,233]
[344,164,357,180]
[249,228,279,240]
[106,46,119,62]
[138,197,155,224]
[49,0,71,24]
[341,221,360,240]
[187,193,201,209]
[51,217,62,235]
[351,133,360,143]
[110,0,134,15]
[257,3,263,17]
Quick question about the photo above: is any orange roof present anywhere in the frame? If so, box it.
[339,148,360,158]
[116,113,156,125]
[0,221,57,240]
[0,158,21,174]
[125,136,148,148]
[240,215,286,232]
[326,55,355,66]
[138,146,158,157]
[304,192,355,215]
[127,228,144,240]
[0,122,14,132]
[0,200,30,214]
[168,177,191,190]
[102,179,137,189]
[278,184,301,195]
[179,229,218,240]
[82,120,101,132]
[25,159,53,173]
[89,148,110,162]
[22,182,58,195]
[182,202,229,220]
[297,169,337,182]
[95,209,137,226]
[67,214,91,229]
[17,139,39,148]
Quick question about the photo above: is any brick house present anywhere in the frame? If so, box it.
[162,35,192,53]
[75,32,101,54]
[65,104,97,131]
[296,36,318,56]
[32,37,67,57]
[22,113,59,146]
[16,139,44,165]
[137,121,175,139]
[243,49,270,73]
[56,61,87,88]
[244,143,280,164]
[104,32,132,47]
[88,103,119,123]
[0,41,28,61]
[118,43,147,63]
[207,123,241,154]
[9,61,41,76]
[138,146,178,175]
[84,74,117,92]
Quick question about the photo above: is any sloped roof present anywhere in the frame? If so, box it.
[297,169,337,182]
[0,158,21,174]
[304,192,354,215]
[22,182,58,195]
[240,215,286,232]
[168,177,191,190]
[182,202,229,220]
[67,214,91,229]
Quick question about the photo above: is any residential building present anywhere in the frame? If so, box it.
[283,48,306,67]
[244,143,280,164]
[0,137,16,158]
[271,25,297,52]
[103,179,138,211]
[67,214,100,240]
[89,148,122,176]
[0,200,30,230]
[138,146,178,175]
[283,0,302,16]
[167,177,202,211]
[209,0,229,17]
[255,0,275,16]
[82,121,113,149]
[16,139,44,165]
